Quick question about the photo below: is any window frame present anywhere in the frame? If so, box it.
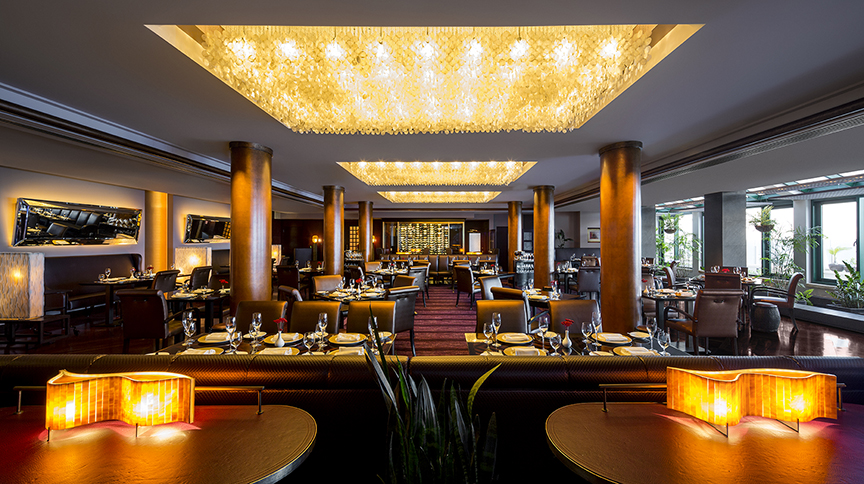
[811,195,862,285]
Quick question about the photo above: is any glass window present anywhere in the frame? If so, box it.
[745,207,763,275]
[818,200,859,281]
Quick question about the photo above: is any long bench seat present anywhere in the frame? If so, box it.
[2,354,859,480]
[44,253,142,313]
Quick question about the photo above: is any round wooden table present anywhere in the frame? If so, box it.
[546,402,864,484]
[1,405,316,483]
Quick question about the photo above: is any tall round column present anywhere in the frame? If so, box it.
[230,141,272,313]
[507,201,523,273]
[144,190,169,271]
[323,186,344,276]
[533,186,555,288]
[599,141,642,333]
[359,201,373,263]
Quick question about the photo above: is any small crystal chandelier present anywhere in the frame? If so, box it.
[378,191,501,203]
[338,160,535,186]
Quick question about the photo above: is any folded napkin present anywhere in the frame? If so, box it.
[623,346,655,355]
[335,333,364,343]
[501,333,532,343]
[258,347,296,355]
[201,332,229,343]
[245,331,266,339]
[589,351,614,356]
[182,348,216,355]
[102,277,125,282]
[512,347,541,356]
[331,347,364,356]
[598,333,629,343]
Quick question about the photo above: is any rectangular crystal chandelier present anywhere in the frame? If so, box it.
[337,161,535,186]
[378,191,500,203]
[150,24,700,135]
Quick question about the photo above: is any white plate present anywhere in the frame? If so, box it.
[589,351,614,356]
[181,347,224,355]
[257,347,300,356]
[172,293,196,299]
[243,331,267,340]
[503,347,546,356]
[329,333,366,345]
[628,331,650,339]
[264,332,302,345]
[613,346,660,356]
[367,331,392,342]
[328,347,365,356]
[198,333,229,344]
[592,333,632,345]
[527,295,548,301]
[534,331,558,340]
[497,333,533,345]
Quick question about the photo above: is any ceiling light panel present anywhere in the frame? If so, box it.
[337,160,535,186]
[378,191,501,203]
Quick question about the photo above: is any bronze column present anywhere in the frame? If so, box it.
[507,201,523,272]
[144,190,169,271]
[533,186,555,288]
[599,141,642,333]
[359,201,373,263]
[230,141,273,313]
[323,186,344,276]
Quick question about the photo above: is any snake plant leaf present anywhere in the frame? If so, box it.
[365,347,397,414]
[468,364,500,416]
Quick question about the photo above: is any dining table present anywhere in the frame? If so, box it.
[641,289,697,329]
[159,328,394,356]
[464,328,689,357]
[315,287,387,304]
[370,267,409,286]
[80,275,154,326]
[524,289,584,310]
[166,288,230,332]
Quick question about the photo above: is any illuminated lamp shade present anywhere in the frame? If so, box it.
[271,244,282,263]
[0,252,44,319]
[667,367,837,427]
[46,370,195,431]
[174,246,212,275]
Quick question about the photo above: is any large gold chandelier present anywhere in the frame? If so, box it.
[378,191,500,203]
[337,160,535,186]
[156,24,688,135]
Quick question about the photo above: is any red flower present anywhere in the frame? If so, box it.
[274,317,288,324]
[641,279,647,283]
[356,278,363,283]
[219,279,228,285]
[562,318,574,328]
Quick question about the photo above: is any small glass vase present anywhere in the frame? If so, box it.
[561,329,572,349]
[274,331,285,348]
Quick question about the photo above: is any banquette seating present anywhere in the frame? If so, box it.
[1,354,860,481]
[44,253,142,316]
[376,254,498,285]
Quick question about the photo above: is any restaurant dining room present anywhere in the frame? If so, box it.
[1,1,864,482]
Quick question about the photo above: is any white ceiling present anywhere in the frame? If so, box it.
[1,0,863,214]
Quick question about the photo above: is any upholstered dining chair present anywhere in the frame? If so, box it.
[663,266,687,289]
[640,275,658,324]
[392,275,416,288]
[454,265,480,308]
[386,285,420,356]
[275,265,305,295]
[364,261,383,285]
[288,300,342,334]
[151,269,180,293]
[234,300,288,334]
[576,269,601,301]
[189,266,212,290]
[116,289,185,353]
[312,274,343,295]
[749,272,804,332]
[665,289,743,355]
[407,266,429,307]
[704,272,742,290]
[475,300,528,333]
[276,285,303,322]
[490,286,530,322]
[346,300,396,334]
[479,276,503,301]
[548,299,599,334]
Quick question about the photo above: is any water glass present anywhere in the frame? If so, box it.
[182,312,196,347]
[646,318,657,351]
[549,334,561,357]
[317,313,328,336]
[491,312,502,348]
[658,330,670,356]
[581,322,591,343]
[228,329,242,354]
[104,267,111,278]
[367,316,378,347]
[303,332,316,355]
[483,322,494,352]
[98,273,106,282]
[537,314,549,352]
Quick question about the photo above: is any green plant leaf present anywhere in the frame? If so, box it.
[468,363,500,416]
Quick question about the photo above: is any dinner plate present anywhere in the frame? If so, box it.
[172,293,196,299]
[613,346,660,357]
[591,333,632,345]
[328,347,365,356]
[329,333,366,345]
[243,331,268,340]
[497,333,534,345]
[257,347,300,356]
[534,331,558,340]
[503,347,547,356]
[264,332,302,345]
[589,351,614,356]
[181,347,224,355]
[628,331,650,340]
[527,294,548,301]
[198,333,230,344]
[674,292,695,298]
[367,331,392,342]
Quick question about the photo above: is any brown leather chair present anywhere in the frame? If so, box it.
[490,286,530,321]
[364,261,383,284]
[576,269,601,300]
[705,272,742,290]
[665,289,743,355]
[116,289,184,353]
[478,275,502,301]
[275,265,303,290]
[475,300,528,333]
[386,285,420,356]
[288,300,342,334]
[454,265,480,308]
[313,275,343,294]
[640,275,658,323]
[406,266,429,307]
[392,275,416,288]
[150,269,180,293]
[189,266,212,290]
[348,266,365,284]
[346,300,396,334]
[548,299,598,334]
[749,272,804,332]
[276,285,303,322]
[663,266,686,289]
[234,300,288,334]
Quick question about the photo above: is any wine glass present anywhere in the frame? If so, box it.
[225,316,236,335]
[537,314,549,352]
[104,267,111,278]
[491,312,502,348]
[527,279,534,292]
[250,312,263,351]
[182,311,196,347]
[98,273,106,282]
[228,329,242,355]
[367,316,378,353]
[483,322,494,353]
[591,312,602,336]
[549,334,561,357]
[646,318,657,351]
[317,313,328,336]
[581,322,591,344]
[658,329,670,356]
[303,332,316,355]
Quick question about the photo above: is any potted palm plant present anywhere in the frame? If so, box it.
[750,206,775,233]
[828,261,864,314]
[828,246,851,272]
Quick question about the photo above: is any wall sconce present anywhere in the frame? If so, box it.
[271,244,282,263]
[372,235,377,245]
[667,367,837,434]
[174,246,212,275]
[0,252,44,319]
[311,235,320,244]
[46,370,195,437]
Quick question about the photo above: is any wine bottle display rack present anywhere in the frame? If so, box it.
[397,222,459,254]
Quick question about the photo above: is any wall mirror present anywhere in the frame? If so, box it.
[184,214,230,243]
[13,198,141,246]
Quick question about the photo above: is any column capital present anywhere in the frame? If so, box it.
[599,141,642,156]
[229,141,273,155]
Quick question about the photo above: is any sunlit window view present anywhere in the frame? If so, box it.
[819,200,858,280]
[746,206,793,276]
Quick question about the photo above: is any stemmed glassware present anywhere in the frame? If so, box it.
[491,312,502,348]
[317,313,328,352]
[581,322,591,344]
[658,329,670,356]
[646,318,657,351]
[367,317,378,353]
[549,334,561,356]
[303,332,316,355]
[537,313,549,352]
[104,267,111,279]
[224,316,237,354]
[250,312,263,352]
[182,311,195,347]
[591,312,602,336]
[228,329,242,354]
[483,322,494,353]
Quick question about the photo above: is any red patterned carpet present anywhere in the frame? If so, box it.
[392,284,478,356]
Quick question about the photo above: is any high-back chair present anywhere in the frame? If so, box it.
[276,285,303,321]
[234,300,288,334]
[348,266,365,284]
[346,300,397,334]
[640,275,658,324]
[705,272,742,290]
[478,275,503,301]
[275,265,302,288]
[576,269,601,300]
[151,270,180,293]
[454,265,480,308]
[548,299,599,334]
[386,285,420,356]
[475,300,528,333]
[288,300,342,334]
[313,274,343,294]
[490,286,530,322]
[407,266,429,307]
[666,289,743,355]
[392,275,416,288]
[189,266,212,290]
[750,272,804,332]
[116,289,184,353]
